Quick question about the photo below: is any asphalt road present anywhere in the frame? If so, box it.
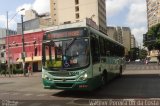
[0,63,160,106]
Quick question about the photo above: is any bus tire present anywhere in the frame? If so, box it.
[119,66,123,77]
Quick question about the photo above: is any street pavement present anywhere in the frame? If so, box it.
[0,63,160,106]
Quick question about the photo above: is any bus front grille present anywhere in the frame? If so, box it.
[55,83,74,88]
[53,78,75,82]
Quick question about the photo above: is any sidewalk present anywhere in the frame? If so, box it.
[0,72,41,78]
[123,70,160,75]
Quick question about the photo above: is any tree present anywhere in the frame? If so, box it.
[139,49,147,59]
[129,48,139,61]
[144,23,160,50]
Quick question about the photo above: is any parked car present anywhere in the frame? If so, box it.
[135,59,141,62]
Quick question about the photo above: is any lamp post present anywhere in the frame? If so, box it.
[7,8,25,77]
[6,11,11,77]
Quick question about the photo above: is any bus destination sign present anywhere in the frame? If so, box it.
[47,30,84,39]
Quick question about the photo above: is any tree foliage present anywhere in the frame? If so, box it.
[144,23,160,51]
[139,49,147,59]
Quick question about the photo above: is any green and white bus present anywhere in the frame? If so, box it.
[42,26,125,91]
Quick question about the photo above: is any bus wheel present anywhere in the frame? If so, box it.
[119,66,122,77]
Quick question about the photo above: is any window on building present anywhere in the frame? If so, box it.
[75,0,79,5]
[64,21,71,24]
[76,13,80,19]
[75,6,79,12]
[34,47,37,56]
[3,46,5,49]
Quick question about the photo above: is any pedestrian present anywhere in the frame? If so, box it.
[27,64,32,76]
[145,59,148,64]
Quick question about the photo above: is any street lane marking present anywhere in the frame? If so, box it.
[0,92,9,95]
[24,94,33,96]
[11,93,19,95]
[36,94,47,97]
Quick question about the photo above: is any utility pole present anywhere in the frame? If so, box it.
[7,11,11,77]
[6,9,25,77]
[21,15,26,77]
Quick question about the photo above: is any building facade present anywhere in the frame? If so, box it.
[17,10,52,34]
[146,0,160,28]
[24,9,39,21]
[116,27,123,44]
[0,28,17,38]
[122,27,131,52]
[6,31,44,71]
[107,26,117,40]
[50,0,107,34]
[131,35,136,48]
[0,38,6,64]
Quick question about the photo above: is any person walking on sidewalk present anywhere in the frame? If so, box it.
[27,64,32,76]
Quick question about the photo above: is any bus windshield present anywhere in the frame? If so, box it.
[43,38,89,70]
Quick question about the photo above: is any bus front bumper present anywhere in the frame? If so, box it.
[42,78,98,91]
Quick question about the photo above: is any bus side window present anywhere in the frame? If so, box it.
[91,36,100,64]
[105,40,110,56]
[99,37,105,56]
[106,51,110,56]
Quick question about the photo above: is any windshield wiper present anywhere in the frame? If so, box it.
[64,38,77,54]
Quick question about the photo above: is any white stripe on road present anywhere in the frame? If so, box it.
[36,94,47,97]
[11,93,19,95]
[24,94,33,96]
[0,92,9,95]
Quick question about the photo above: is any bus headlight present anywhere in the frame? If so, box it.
[42,74,52,81]
[78,73,88,81]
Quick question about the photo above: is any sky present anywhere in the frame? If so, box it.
[0,0,49,30]
[106,0,147,45]
[0,0,147,45]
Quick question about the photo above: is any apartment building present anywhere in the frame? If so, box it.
[50,0,107,34]
[131,35,136,48]
[122,27,131,52]
[146,0,160,28]
[116,27,123,44]
[107,26,123,44]
[107,26,117,40]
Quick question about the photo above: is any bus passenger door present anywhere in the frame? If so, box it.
[90,36,101,79]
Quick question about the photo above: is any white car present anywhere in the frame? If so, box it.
[135,59,140,62]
